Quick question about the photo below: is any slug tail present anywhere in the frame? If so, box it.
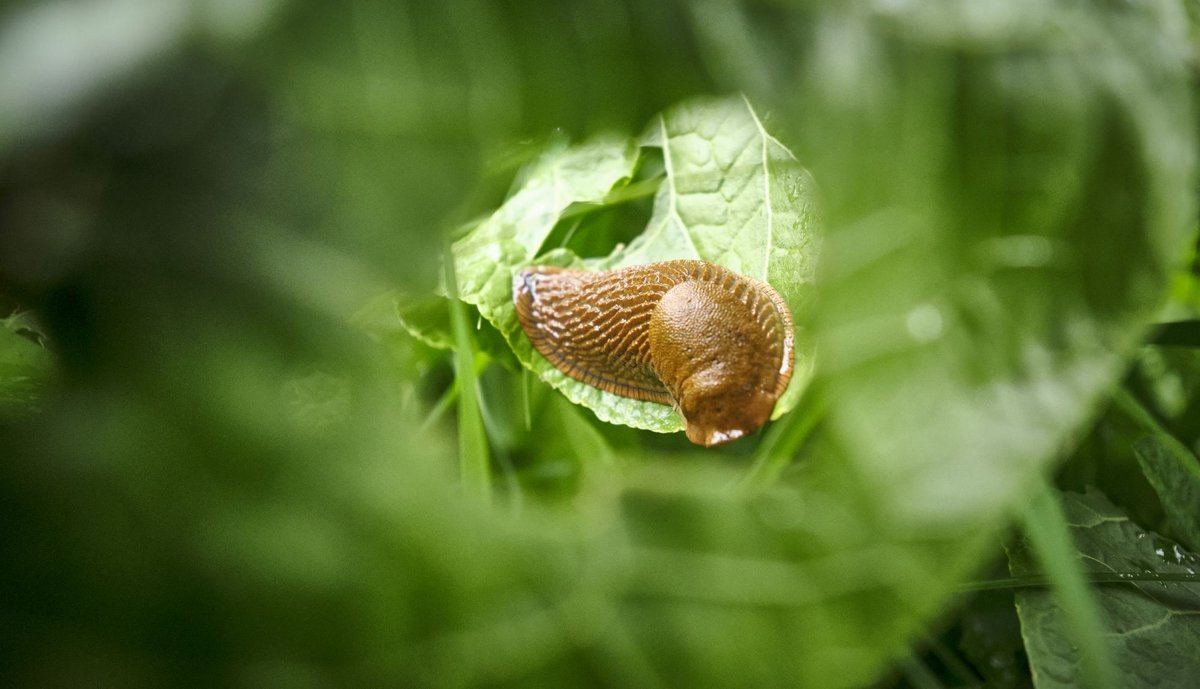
[513,266,673,405]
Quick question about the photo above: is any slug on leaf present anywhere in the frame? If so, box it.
[513,259,794,446]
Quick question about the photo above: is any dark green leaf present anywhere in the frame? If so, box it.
[1011,489,1200,689]
[1133,435,1200,554]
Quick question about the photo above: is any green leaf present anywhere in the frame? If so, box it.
[453,95,820,434]
[1133,435,1200,554]
[1010,489,1200,689]
[452,135,641,325]
[450,135,678,432]
[1111,388,1200,553]
[796,0,1196,528]
[394,293,455,351]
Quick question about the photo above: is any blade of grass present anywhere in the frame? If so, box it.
[1112,385,1165,432]
[897,653,946,689]
[1019,479,1117,689]
[444,243,492,501]
[420,377,459,433]
[472,357,522,511]
[737,394,823,493]
[521,367,532,432]
[960,571,1200,592]
[920,634,983,688]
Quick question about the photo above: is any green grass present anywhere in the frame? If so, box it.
[444,242,492,501]
[1019,479,1119,689]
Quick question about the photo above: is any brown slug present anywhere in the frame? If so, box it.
[513,259,794,447]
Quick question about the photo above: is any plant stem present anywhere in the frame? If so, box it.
[443,243,492,502]
[1020,479,1117,689]
[959,570,1200,592]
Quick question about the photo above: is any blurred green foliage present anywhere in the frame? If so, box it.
[2,1,1199,688]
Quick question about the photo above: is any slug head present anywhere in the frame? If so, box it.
[649,278,791,447]
[675,367,780,446]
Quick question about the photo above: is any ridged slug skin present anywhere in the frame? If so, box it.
[513,259,794,446]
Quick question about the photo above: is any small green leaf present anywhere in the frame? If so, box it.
[1011,489,1200,689]
[452,95,820,434]
[394,293,454,351]
[452,135,641,326]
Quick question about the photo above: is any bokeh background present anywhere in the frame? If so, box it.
[2,1,1198,688]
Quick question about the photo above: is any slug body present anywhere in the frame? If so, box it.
[513,260,794,446]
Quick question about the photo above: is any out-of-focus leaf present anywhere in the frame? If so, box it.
[795,0,1196,530]
[1010,489,1200,689]
[0,0,283,152]
[0,317,52,411]
[1159,236,1200,321]
[283,370,352,432]
[252,1,722,289]
[454,95,820,434]
[1130,348,1192,420]
[353,290,515,374]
